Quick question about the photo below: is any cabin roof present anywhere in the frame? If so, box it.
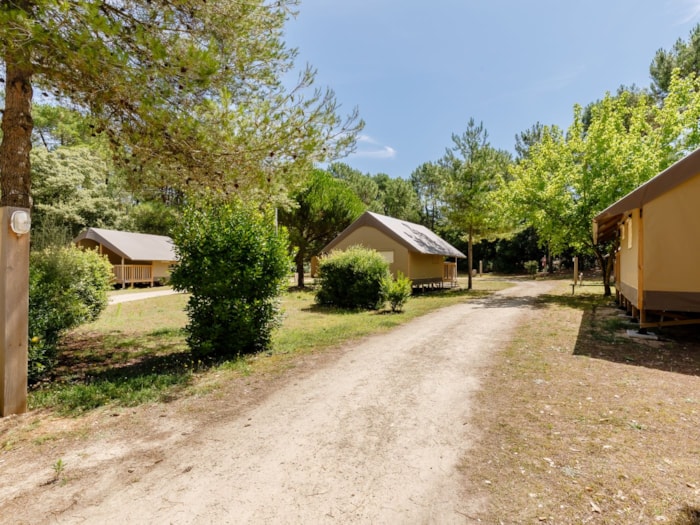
[593,147,700,243]
[74,228,176,262]
[323,211,466,258]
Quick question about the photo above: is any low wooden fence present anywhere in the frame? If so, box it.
[113,264,153,287]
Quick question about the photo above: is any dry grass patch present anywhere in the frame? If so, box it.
[464,281,700,524]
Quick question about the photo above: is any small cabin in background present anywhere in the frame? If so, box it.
[321,211,465,288]
[593,147,700,328]
[74,228,176,287]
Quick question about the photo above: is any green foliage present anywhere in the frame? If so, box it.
[315,246,391,310]
[474,226,543,274]
[504,73,700,293]
[410,162,444,230]
[0,1,362,209]
[650,24,700,98]
[279,168,365,287]
[328,163,380,209]
[29,246,113,383]
[32,104,98,150]
[170,197,291,358]
[440,118,512,288]
[374,174,421,222]
[382,272,412,312]
[31,145,129,239]
[126,201,180,236]
[523,260,539,277]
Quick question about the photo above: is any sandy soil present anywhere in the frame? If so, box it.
[0,279,556,524]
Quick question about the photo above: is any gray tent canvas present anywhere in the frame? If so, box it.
[74,228,176,287]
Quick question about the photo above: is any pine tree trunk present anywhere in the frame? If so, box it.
[467,225,473,290]
[1,49,34,208]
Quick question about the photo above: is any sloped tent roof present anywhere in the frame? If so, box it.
[74,228,176,262]
[593,147,700,243]
[323,211,466,258]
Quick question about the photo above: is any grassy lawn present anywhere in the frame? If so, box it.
[28,276,511,415]
[462,280,700,524]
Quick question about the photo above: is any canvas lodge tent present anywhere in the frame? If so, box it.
[593,147,700,328]
[74,228,176,287]
[321,211,466,288]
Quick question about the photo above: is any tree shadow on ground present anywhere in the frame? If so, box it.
[570,299,700,377]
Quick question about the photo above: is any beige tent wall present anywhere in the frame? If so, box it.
[325,225,410,277]
[153,261,172,280]
[643,174,700,293]
[618,208,641,307]
[77,239,121,265]
[409,252,444,280]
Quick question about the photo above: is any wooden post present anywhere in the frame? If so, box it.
[637,210,645,327]
[0,207,30,416]
[573,256,579,286]
[479,260,483,276]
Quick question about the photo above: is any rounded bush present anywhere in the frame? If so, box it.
[315,246,390,310]
[29,245,113,383]
[170,196,291,358]
[383,271,412,312]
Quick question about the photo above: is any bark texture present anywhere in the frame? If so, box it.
[1,51,34,208]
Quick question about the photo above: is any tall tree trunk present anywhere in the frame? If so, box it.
[295,252,305,288]
[1,50,34,208]
[467,225,473,290]
[593,244,615,297]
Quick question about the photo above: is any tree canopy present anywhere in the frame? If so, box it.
[279,168,364,287]
[1,0,362,208]
[440,118,511,289]
[505,73,700,294]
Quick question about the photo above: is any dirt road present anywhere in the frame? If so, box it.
[1,279,556,524]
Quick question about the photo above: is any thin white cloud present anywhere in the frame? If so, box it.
[352,135,397,159]
[677,0,700,23]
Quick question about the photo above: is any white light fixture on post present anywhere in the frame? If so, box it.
[10,210,31,235]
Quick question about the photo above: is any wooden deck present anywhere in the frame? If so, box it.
[411,262,459,291]
[113,264,154,287]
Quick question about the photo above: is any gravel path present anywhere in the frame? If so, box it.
[107,288,182,304]
[1,279,556,524]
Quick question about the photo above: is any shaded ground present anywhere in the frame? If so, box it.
[0,280,556,524]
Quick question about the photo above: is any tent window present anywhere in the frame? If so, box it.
[626,218,633,249]
[379,251,394,263]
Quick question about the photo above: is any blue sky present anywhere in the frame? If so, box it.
[284,0,700,179]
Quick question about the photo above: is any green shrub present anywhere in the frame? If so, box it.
[383,271,412,312]
[523,260,539,277]
[315,246,390,310]
[170,196,291,358]
[29,246,113,383]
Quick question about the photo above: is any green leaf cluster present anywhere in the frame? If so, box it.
[315,246,391,310]
[170,196,291,358]
[29,246,113,383]
[382,272,412,313]
[1,0,363,207]
[279,168,364,287]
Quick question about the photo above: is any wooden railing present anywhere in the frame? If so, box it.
[443,262,458,284]
[113,264,153,286]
